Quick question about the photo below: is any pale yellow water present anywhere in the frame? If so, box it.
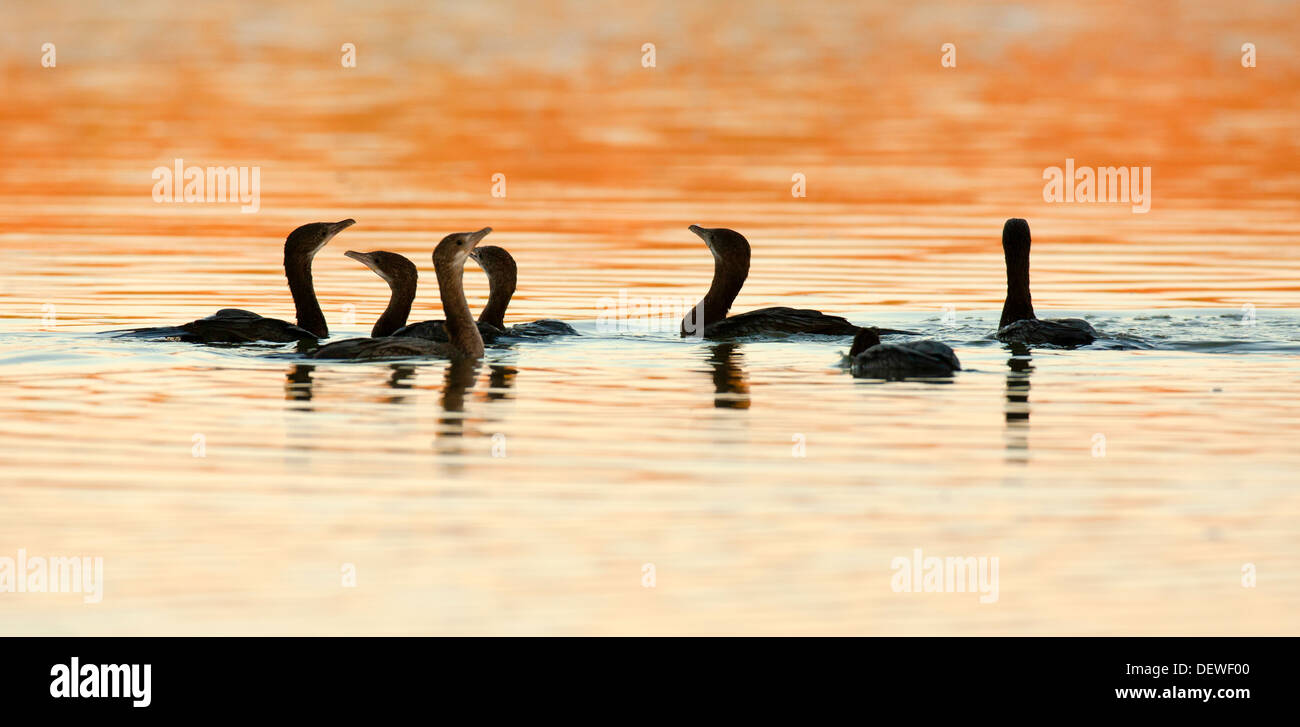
[0,0,1298,634]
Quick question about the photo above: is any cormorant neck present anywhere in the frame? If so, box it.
[436,258,485,358]
[285,252,328,338]
[682,248,749,335]
[371,275,417,338]
[1000,245,1035,328]
[477,266,516,330]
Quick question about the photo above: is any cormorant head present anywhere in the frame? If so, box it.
[434,227,492,270]
[343,250,417,290]
[468,245,518,282]
[285,219,355,260]
[688,225,751,265]
[1002,218,1031,255]
[849,328,882,357]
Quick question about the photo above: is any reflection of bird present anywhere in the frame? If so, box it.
[116,220,355,342]
[1004,354,1032,424]
[1003,355,1033,461]
[386,364,417,389]
[485,365,518,402]
[846,329,960,379]
[284,364,315,402]
[435,358,482,462]
[995,219,1096,347]
[706,343,750,409]
[680,226,913,339]
[310,229,491,360]
[440,358,480,415]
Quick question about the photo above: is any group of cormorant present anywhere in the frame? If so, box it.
[115,217,1097,379]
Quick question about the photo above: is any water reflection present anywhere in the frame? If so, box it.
[705,343,750,409]
[283,364,319,462]
[434,358,482,465]
[484,364,517,402]
[383,364,418,405]
[1004,346,1033,462]
[285,364,314,404]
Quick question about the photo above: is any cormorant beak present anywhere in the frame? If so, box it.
[327,219,357,237]
[688,224,720,258]
[308,219,356,255]
[343,250,390,282]
[466,227,492,248]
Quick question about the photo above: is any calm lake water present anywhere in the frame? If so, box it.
[1,1,1298,634]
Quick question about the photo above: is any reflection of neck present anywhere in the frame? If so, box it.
[285,364,314,402]
[999,246,1035,328]
[707,344,749,408]
[478,266,516,329]
[371,275,417,337]
[286,251,328,338]
[682,248,749,335]
[437,257,485,358]
[1005,362,1031,422]
[440,358,480,414]
[487,365,516,400]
